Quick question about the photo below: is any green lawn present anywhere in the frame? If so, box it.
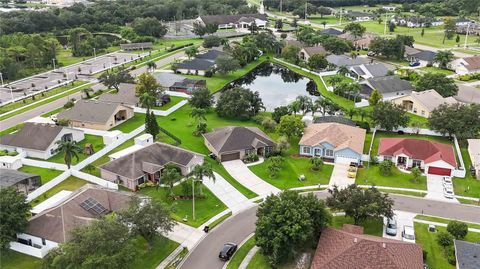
[247,251,271,269]
[18,165,63,184]
[415,223,480,269]
[0,250,41,269]
[378,189,426,197]
[332,215,384,237]
[309,15,340,25]
[370,131,453,156]
[30,176,88,207]
[418,66,455,75]
[46,134,105,165]
[130,235,179,269]
[249,156,334,189]
[112,112,145,133]
[139,180,227,227]
[57,46,120,66]
[414,215,480,230]
[323,74,354,86]
[363,132,374,154]
[356,165,427,190]
[227,236,256,269]
[453,142,480,198]
[153,96,185,111]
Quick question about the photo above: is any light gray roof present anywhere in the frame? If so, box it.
[154,72,186,88]
[454,84,480,104]
[303,46,327,56]
[455,240,480,269]
[58,100,130,124]
[0,169,39,187]
[410,90,458,111]
[199,13,267,25]
[97,83,139,106]
[0,123,64,151]
[361,76,414,95]
[196,49,225,61]
[100,143,202,180]
[326,55,369,67]
[409,50,436,62]
[203,126,275,154]
[352,63,389,78]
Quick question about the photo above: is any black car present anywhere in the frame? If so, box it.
[219,242,237,261]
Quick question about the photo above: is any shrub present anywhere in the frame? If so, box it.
[370,155,378,165]
[379,160,393,176]
[280,33,287,39]
[445,246,456,265]
[436,231,454,248]
[447,221,468,240]
[244,153,259,163]
[252,115,265,124]
[261,117,277,131]
[355,121,370,132]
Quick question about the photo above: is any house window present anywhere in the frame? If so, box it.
[303,147,311,154]
[412,160,422,167]
[314,148,321,156]
[325,149,334,157]
[137,177,145,185]
[384,156,392,161]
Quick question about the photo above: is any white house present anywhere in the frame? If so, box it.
[0,155,22,170]
[196,14,268,29]
[451,56,480,75]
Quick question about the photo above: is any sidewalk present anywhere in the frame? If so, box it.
[166,222,205,249]
[328,163,354,189]
[414,219,480,233]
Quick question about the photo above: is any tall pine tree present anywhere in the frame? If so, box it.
[148,111,159,139]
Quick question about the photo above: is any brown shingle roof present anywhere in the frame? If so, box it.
[303,46,327,56]
[463,56,480,71]
[0,123,64,151]
[203,126,275,154]
[299,123,366,155]
[58,100,131,124]
[311,226,424,269]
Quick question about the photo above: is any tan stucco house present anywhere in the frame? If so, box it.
[392,90,458,118]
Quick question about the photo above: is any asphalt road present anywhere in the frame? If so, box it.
[0,50,186,132]
[180,191,480,269]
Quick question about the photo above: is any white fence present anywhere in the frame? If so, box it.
[10,233,58,258]
[134,100,188,116]
[22,158,68,171]
[27,171,70,202]
[71,170,118,190]
[452,135,466,178]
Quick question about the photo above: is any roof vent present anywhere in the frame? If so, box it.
[382,243,386,248]
[354,238,358,243]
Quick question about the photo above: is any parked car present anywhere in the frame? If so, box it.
[219,242,237,261]
[402,225,416,243]
[443,187,454,199]
[442,176,453,187]
[385,218,397,236]
[347,163,357,178]
[409,61,420,67]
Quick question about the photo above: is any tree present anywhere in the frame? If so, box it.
[190,163,215,196]
[416,73,458,97]
[337,65,349,76]
[161,164,182,197]
[310,157,323,171]
[378,17,383,24]
[322,37,352,55]
[296,96,312,115]
[447,221,468,240]
[139,92,156,109]
[389,22,396,32]
[277,114,304,139]
[267,156,283,178]
[98,67,134,91]
[44,217,139,269]
[379,160,394,176]
[372,102,409,131]
[192,22,207,37]
[281,45,300,64]
[261,117,277,132]
[368,89,382,106]
[411,166,421,183]
[56,140,81,169]
[119,197,174,249]
[421,28,425,37]
[276,136,290,154]
[272,106,290,123]
[321,21,327,28]
[185,46,198,59]
[307,54,328,70]
[194,121,208,136]
[216,87,264,120]
[429,103,480,139]
[443,18,456,44]
[255,191,331,266]
[136,72,161,96]
[275,19,283,30]
[455,34,460,44]
[346,107,357,119]
[146,61,157,72]
[344,23,366,38]
[434,50,454,69]
[132,17,167,38]
[189,87,214,109]
[327,75,343,90]
[215,56,240,74]
[205,23,218,34]
[203,35,222,48]
[189,107,206,123]
[82,88,93,99]
[326,185,394,225]
[145,111,159,139]
[436,231,454,248]
[0,188,31,250]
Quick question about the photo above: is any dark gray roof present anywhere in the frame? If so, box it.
[314,116,356,126]
[0,169,39,188]
[321,28,343,35]
[455,240,480,269]
[203,126,275,154]
[196,49,225,61]
[352,63,389,78]
[58,100,130,124]
[303,46,327,56]
[154,72,186,88]
[0,123,64,151]
[176,58,215,71]
[361,76,414,95]
[97,83,139,106]
[199,13,267,25]
[120,42,153,50]
[100,143,202,180]
[346,11,376,18]
[409,50,436,62]
[326,55,370,67]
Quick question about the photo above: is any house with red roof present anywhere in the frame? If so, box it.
[378,138,457,176]
[311,224,424,269]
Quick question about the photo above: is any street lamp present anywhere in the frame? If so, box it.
[9,86,13,101]
[0,72,3,87]
[93,48,97,59]
[464,23,471,49]
[52,58,56,70]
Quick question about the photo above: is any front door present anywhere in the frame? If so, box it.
[398,156,407,165]
[314,148,321,156]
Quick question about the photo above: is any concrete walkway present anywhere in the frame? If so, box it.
[222,160,280,197]
[328,163,354,189]
[202,172,254,213]
[166,222,205,249]
[238,246,259,269]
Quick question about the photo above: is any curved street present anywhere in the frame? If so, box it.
[180,191,480,269]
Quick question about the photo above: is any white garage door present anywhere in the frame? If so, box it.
[335,156,358,165]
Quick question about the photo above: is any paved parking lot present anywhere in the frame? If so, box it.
[425,175,459,203]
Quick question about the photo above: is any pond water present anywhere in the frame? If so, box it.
[217,62,319,111]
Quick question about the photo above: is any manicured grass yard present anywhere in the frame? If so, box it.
[227,236,256,269]
[57,46,120,66]
[309,15,340,25]
[139,180,227,227]
[415,223,480,269]
[249,156,334,189]
[130,235,179,269]
[418,66,455,75]
[0,250,41,269]
[247,252,271,269]
[153,96,185,111]
[30,176,88,207]
[47,134,105,165]
[18,165,63,184]
[355,165,427,190]
[415,215,480,230]
[369,131,453,156]
[112,112,145,133]
[363,131,374,154]
[331,215,384,237]
[453,142,480,198]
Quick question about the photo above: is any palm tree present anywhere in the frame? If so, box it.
[327,75,343,90]
[189,163,215,196]
[296,96,313,115]
[161,164,181,197]
[321,21,327,28]
[56,140,82,169]
[139,92,156,109]
[82,88,93,99]
[348,83,362,101]
[346,108,357,119]
[189,107,206,123]
[315,98,331,116]
[146,61,157,72]
[337,65,349,76]
[310,157,324,171]
[288,100,301,114]
[358,109,368,121]
[433,50,454,69]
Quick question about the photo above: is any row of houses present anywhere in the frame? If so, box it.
[174,49,226,76]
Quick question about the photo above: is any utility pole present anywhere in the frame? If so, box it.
[464,23,471,49]
[192,179,195,220]
[93,48,96,59]
[279,0,282,13]
[304,3,307,20]
[52,58,56,70]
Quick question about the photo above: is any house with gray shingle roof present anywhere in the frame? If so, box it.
[100,143,204,190]
[97,83,139,107]
[174,58,215,76]
[0,123,84,160]
[0,168,41,194]
[392,89,458,118]
[455,240,480,269]
[359,76,414,100]
[299,46,327,61]
[197,13,267,29]
[58,99,134,131]
[203,126,275,162]
[349,63,389,79]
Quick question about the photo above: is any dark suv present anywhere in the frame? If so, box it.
[219,242,237,261]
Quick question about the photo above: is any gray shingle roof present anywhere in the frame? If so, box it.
[303,46,327,56]
[326,55,369,67]
[58,100,129,124]
[199,13,267,25]
[100,143,202,180]
[321,28,343,35]
[203,126,275,154]
[410,50,436,62]
[196,49,225,61]
[314,116,356,126]
[0,123,64,151]
[176,58,215,71]
[361,76,414,95]
[454,85,480,104]
[0,169,40,188]
[455,240,480,269]
[154,72,186,88]
[97,83,139,107]
[352,63,389,78]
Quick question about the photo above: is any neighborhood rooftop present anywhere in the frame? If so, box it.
[58,100,129,124]
[203,126,275,154]
[326,54,370,67]
[199,13,267,25]
[97,83,139,106]
[0,169,39,188]
[176,58,215,71]
[407,90,458,111]
[0,123,64,151]
[454,240,480,269]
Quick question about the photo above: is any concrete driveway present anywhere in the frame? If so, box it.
[222,160,280,197]
[202,172,253,213]
[383,210,417,242]
[328,163,355,188]
[425,175,459,203]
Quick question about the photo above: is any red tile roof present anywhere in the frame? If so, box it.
[378,138,456,167]
[311,225,424,269]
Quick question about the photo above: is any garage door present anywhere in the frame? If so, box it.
[335,156,359,165]
[427,166,451,176]
[221,152,240,162]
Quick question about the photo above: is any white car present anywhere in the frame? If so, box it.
[443,187,454,199]
[442,176,453,186]
[402,225,416,243]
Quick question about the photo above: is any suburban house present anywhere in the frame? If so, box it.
[97,83,139,107]
[299,122,366,164]
[397,17,443,28]
[313,116,356,127]
[467,139,480,179]
[451,56,480,75]
[392,90,458,118]
[196,13,268,29]
[11,185,134,258]
[326,54,370,68]
[58,100,134,131]
[155,72,186,88]
[100,143,204,190]
[454,240,480,269]
[203,126,276,162]
[120,42,153,51]
[378,138,457,176]
[311,224,424,269]
[338,33,374,49]
[0,168,41,194]
[175,58,215,76]
[170,78,206,94]
[196,49,225,62]
[455,18,473,27]
[454,84,480,104]
[0,123,84,160]
[405,48,437,67]
[299,46,327,61]
[359,76,414,100]
[349,63,389,79]
[321,28,343,36]
[345,11,376,21]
